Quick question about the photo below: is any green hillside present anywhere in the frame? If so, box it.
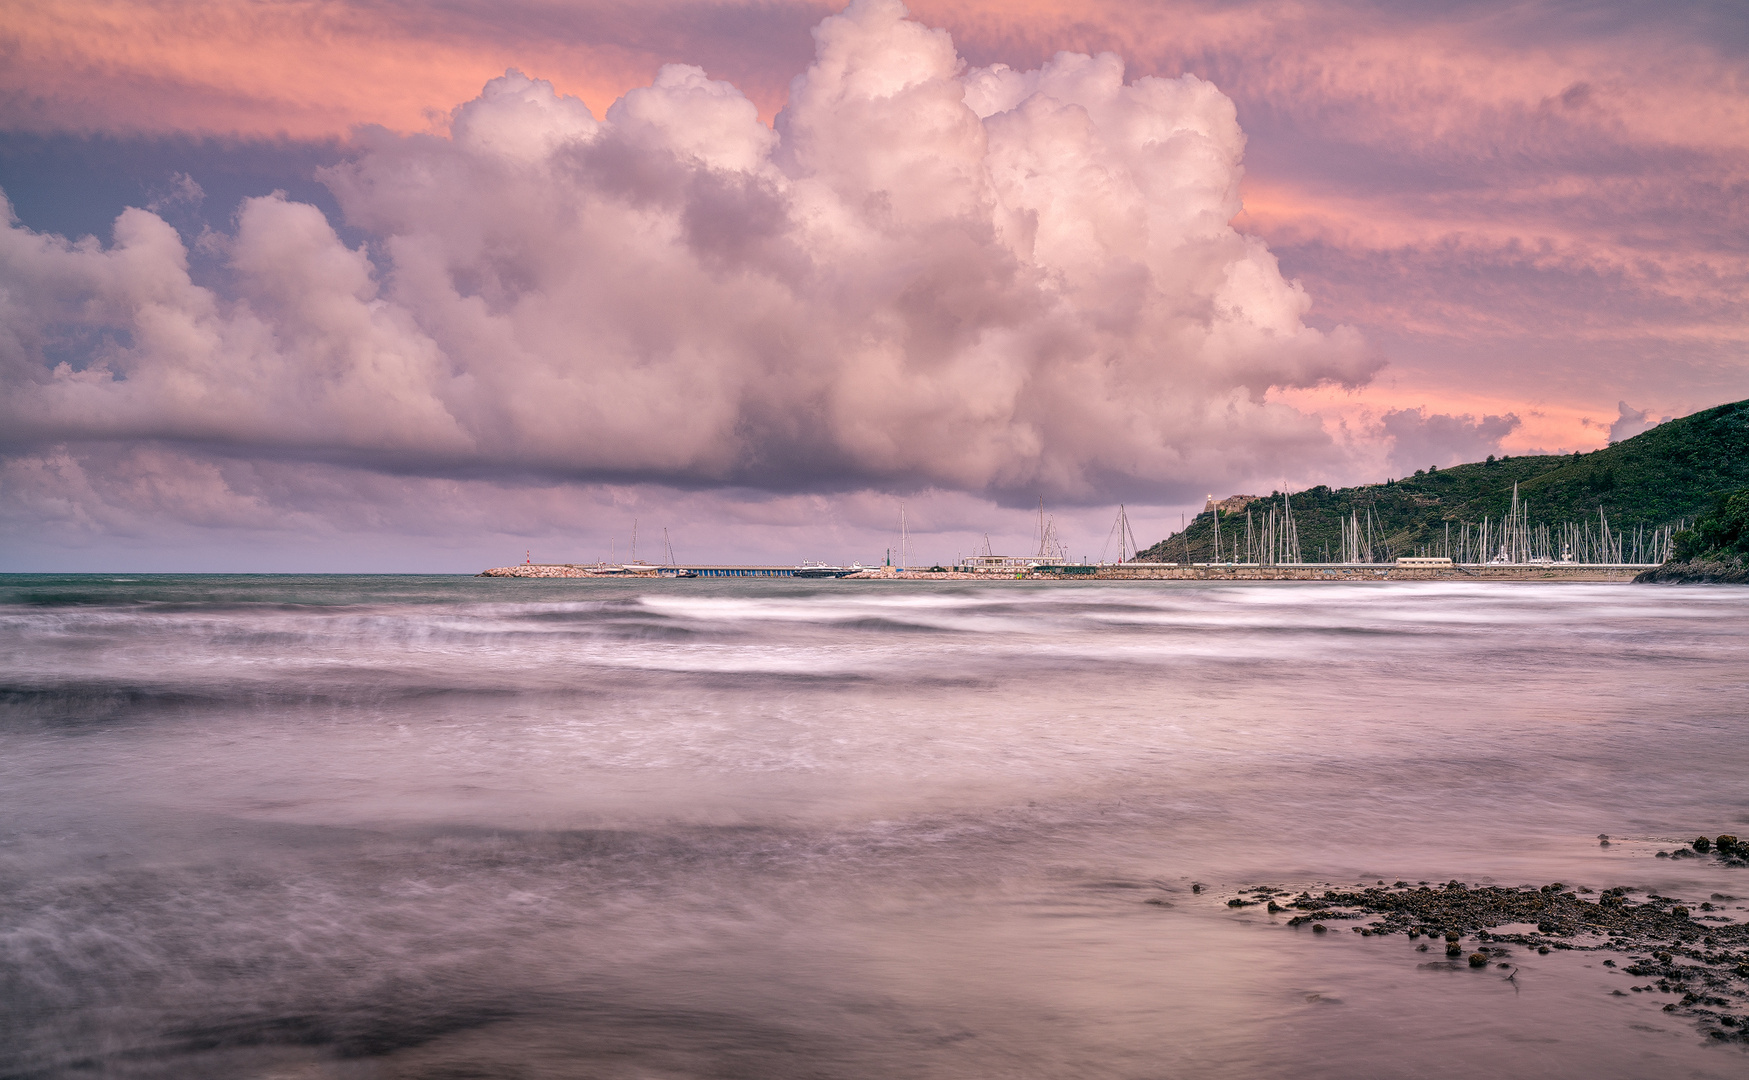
[1635,488,1749,583]
[1135,397,1749,564]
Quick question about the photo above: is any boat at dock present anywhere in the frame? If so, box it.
[793,562,855,579]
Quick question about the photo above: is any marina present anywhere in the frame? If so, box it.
[480,561,1658,582]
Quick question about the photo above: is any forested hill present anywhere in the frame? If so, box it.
[1135,397,1749,564]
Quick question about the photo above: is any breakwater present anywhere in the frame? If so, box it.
[480,564,615,578]
[1037,563,1650,582]
[481,563,1651,582]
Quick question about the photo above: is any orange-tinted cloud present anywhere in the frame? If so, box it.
[2,0,1745,537]
[0,1,786,137]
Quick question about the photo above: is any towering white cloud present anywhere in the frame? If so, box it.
[0,0,1374,512]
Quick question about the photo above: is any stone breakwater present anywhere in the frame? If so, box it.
[841,569,986,580]
[870,565,1647,582]
[479,565,645,578]
[1220,874,1749,1045]
[479,565,1650,582]
[1044,564,1646,582]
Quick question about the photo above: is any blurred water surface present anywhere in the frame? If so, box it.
[2,575,1746,1078]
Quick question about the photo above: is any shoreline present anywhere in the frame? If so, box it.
[1636,558,1749,585]
[479,563,1653,582]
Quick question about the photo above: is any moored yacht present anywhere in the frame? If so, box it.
[793,561,854,578]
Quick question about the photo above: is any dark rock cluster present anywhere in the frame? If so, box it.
[1657,835,1749,866]
[1635,557,1749,584]
[1232,879,1749,1045]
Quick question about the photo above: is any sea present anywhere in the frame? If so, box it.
[2,574,1746,1079]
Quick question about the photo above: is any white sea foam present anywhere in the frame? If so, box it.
[1,576,1745,1077]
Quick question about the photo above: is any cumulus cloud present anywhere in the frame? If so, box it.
[143,171,204,214]
[1606,400,1663,443]
[0,0,1374,526]
[1380,407,1521,473]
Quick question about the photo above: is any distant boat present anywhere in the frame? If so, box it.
[794,562,853,579]
[658,567,698,578]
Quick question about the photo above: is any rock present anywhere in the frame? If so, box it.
[1256,875,1749,1043]
[1694,836,1712,854]
[1719,835,1741,855]
[1313,923,1328,934]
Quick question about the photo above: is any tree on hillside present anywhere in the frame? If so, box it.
[1673,490,1749,561]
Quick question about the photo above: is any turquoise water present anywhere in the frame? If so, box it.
[2,575,1746,1077]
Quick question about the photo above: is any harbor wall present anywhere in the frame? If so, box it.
[481,563,1652,582]
[1046,564,1648,582]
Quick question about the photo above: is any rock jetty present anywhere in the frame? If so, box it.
[479,565,632,578]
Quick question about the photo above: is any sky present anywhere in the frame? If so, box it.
[1,0,1745,571]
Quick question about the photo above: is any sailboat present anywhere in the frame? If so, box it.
[657,527,697,577]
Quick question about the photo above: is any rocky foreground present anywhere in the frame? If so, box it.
[1219,835,1749,1045]
[1636,557,1749,584]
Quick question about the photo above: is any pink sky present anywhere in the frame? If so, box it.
[1,1,1744,569]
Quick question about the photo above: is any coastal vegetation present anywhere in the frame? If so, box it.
[1635,487,1749,583]
[1137,397,1749,564]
